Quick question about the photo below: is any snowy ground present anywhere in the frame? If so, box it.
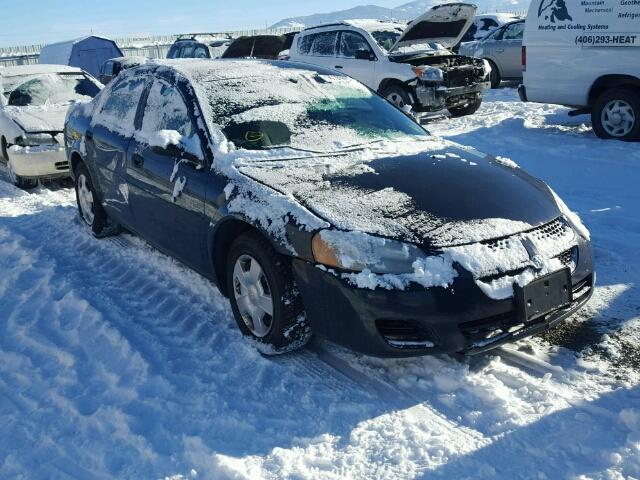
[0,88,639,479]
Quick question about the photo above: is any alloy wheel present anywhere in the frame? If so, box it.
[386,92,405,109]
[232,254,274,338]
[77,174,95,226]
[601,99,636,137]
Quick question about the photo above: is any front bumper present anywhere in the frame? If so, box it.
[8,144,69,179]
[413,81,489,112]
[293,238,595,358]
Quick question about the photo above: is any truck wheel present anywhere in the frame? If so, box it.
[487,60,501,89]
[592,88,640,141]
[381,84,413,111]
[227,232,311,355]
[74,162,119,237]
[448,97,483,118]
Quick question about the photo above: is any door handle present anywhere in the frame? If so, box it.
[334,65,343,69]
[496,48,505,53]
[132,154,144,167]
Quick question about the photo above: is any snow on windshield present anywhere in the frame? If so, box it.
[7,73,100,107]
[193,65,428,153]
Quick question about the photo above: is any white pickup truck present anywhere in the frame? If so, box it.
[519,0,640,141]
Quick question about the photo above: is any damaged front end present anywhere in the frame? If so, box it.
[396,54,491,112]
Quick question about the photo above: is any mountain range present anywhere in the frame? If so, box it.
[271,0,529,28]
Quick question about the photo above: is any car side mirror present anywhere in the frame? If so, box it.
[355,49,374,61]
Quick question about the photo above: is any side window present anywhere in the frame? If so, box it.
[338,31,373,58]
[502,23,524,40]
[311,31,338,56]
[141,80,202,156]
[180,44,195,58]
[94,75,147,131]
[298,34,314,55]
[101,61,113,76]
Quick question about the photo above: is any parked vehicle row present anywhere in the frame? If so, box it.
[60,59,595,357]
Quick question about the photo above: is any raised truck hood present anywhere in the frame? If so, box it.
[236,143,561,249]
[389,3,477,52]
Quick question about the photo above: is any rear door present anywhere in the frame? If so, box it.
[498,22,524,78]
[125,77,210,270]
[86,74,149,226]
[307,31,339,70]
[334,31,376,88]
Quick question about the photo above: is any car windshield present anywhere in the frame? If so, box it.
[6,73,100,107]
[199,68,429,152]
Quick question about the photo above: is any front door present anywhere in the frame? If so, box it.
[125,78,210,270]
[334,31,376,89]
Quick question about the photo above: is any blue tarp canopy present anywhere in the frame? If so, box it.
[39,36,123,78]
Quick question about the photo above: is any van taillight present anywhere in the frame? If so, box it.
[522,46,526,71]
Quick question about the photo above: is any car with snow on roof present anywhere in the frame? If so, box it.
[288,3,492,117]
[1,64,102,188]
[63,59,594,357]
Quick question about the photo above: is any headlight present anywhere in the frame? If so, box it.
[548,188,591,240]
[412,66,444,82]
[312,230,424,274]
[16,133,56,147]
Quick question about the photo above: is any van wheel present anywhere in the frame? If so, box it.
[74,162,119,237]
[448,97,483,118]
[381,84,413,111]
[592,88,640,141]
[227,232,311,355]
[487,60,501,89]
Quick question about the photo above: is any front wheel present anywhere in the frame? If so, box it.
[592,88,640,141]
[448,97,483,118]
[227,232,311,354]
[380,84,414,111]
[74,162,119,237]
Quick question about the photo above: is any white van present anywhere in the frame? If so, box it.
[520,0,640,141]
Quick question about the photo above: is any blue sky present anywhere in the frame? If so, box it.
[0,0,401,47]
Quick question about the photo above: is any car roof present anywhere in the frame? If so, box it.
[143,58,344,84]
[0,64,84,78]
[301,19,405,34]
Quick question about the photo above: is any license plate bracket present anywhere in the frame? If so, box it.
[515,269,572,323]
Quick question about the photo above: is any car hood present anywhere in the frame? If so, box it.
[3,104,69,133]
[389,3,477,52]
[236,142,562,248]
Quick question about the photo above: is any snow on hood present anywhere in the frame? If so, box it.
[3,104,69,133]
[390,3,477,52]
[231,139,561,249]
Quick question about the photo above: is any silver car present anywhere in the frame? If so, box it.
[459,20,525,89]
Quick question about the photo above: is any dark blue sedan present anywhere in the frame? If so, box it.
[64,60,594,356]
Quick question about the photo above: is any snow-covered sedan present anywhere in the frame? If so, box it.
[0,65,102,188]
[64,60,595,357]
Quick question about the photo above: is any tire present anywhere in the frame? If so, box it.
[448,97,483,118]
[226,232,311,354]
[487,60,501,89]
[1,137,8,162]
[591,88,640,141]
[380,84,413,111]
[74,162,119,237]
